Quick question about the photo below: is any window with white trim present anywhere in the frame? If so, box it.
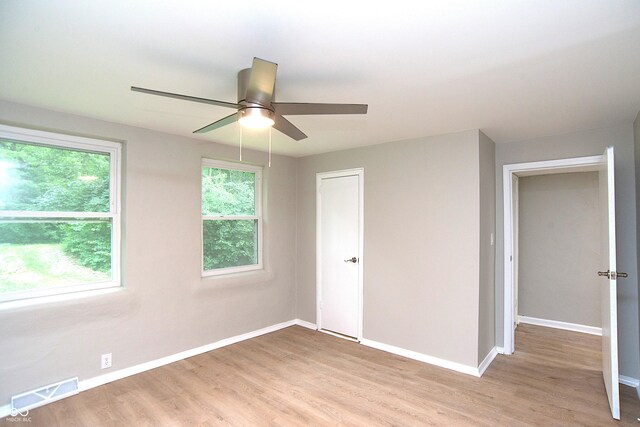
[0,124,121,302]
[201,159,262,276]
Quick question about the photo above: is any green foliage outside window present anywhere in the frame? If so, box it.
[0,140,112,275]
[202,166,259,271]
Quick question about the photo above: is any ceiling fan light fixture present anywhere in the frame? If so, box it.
[132,57,367,140]
[238,107,275,129]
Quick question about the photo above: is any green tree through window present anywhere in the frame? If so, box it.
[0,126,120,301]
[201,161,262,274]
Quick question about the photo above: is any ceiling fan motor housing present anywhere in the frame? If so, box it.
[237,68,275,108]
[237,67,276,128]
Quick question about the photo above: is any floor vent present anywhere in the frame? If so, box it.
[11,377,79,414]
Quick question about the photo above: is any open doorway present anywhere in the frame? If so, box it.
[502,154,602,352]
[515,170,602,335]
[502,149,621,419]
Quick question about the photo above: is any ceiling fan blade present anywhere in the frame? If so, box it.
[245,58,277,106]
[272,102,368,115]
[131,86,240,109]
[193,112,238,134]
[273,115,307,141]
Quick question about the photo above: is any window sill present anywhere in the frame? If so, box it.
[200,267,274,289]
[0,285,124,311]
[201,263,263,278]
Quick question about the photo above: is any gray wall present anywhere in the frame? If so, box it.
[478,132,496,361]
[495,124,640,379]
[0,101,297,405]
[296,130,492,367]
[1,99,637,408]
[518,172,600,327]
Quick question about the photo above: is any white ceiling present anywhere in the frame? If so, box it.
[1,1,639,157]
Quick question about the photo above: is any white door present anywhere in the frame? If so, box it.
[598,146,620,420]
[317,171,362,339]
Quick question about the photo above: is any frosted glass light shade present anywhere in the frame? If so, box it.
[239,108,275,129]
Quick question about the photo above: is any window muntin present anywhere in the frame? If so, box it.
[0,125,121,303]
[201,160,262,276]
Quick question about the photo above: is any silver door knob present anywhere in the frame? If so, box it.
[598,270,628,279]
[344,257,358,263]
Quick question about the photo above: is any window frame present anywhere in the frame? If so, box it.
[201,158,263,277]
[0,124,122,303]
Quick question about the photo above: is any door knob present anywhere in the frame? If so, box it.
[344,257,358,263]
[598,270,628,279]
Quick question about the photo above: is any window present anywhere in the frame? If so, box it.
[0,124,121,302]
[201,159,262,276]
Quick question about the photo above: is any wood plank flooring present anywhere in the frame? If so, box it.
[3,324,639,426]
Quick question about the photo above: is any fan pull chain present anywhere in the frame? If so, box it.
[268,127,272,167]
[239,124,243,162]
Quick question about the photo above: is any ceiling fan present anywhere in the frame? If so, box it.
[131,57,368,141]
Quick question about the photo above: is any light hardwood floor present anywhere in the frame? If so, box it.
[3,324,639,426]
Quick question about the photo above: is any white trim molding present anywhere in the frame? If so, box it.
[294,319,317,330]
[518,316,602,336]
[80,320,295,391]
[619,375,640,389]
[618,375,640,400]
[0,320,296,418]
[1,323,636,419]
[478,348,499,376]
[360,338,487,377]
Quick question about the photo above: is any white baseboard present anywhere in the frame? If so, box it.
[619,375,640,399]
[478,348,498,376]
[360,338,483,377]
[81,319,296,391]
[1,319,297,418]
[293,319,317,330]
[618,375,639,388]
[2,317,632,420]
[518,316,602,336]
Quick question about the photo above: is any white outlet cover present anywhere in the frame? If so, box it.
[101,353,112,369]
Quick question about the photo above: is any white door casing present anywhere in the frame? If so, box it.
[512,174,519,329]
[316,169,364,340]
[503,154,601,354]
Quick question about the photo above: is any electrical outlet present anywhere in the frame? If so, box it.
[101,353,112,369]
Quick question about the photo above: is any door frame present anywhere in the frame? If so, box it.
[502,155,601,354]
[316,168,364,341]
